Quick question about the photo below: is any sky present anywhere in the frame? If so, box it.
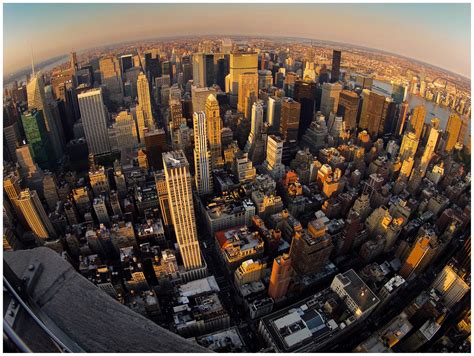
[3,3,471,78]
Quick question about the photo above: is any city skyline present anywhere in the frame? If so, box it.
[3,3,471,78]
[2,3,471,353]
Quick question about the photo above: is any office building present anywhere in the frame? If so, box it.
[226,52,258,107]
[78,88,111,155]
[445,113,463,152]
[246,100,264,151]
[205,94,223,168]
[431,265,469,308]
[409,105,426,139]
[399,131,419,161]
[267,96,282,133]
[120,54,134,75]
[320,82,342,118]
[359,89,392,136]
[144,128,167,170]
[193,112,213,196]
[27,72,63,160]
[238,72,258,117]
[330,50,341,83]
[268,254,293,301]
[420,125,440,172]
[234,259,266,287]
[294,80,317,139]
[137,72,154,129]
[280,98,301,141]
[17,188,56,239]
[163,151,203,271]
[205,54,215,87]
[21,110,56,170]
[262,135,285,180]
[289,228,333,276]
[338,90,359,131]
[110,111,138,158]
[192,86,216,113]
[400,229,438,279]
[192,53,206,87]
[99,56,123,105]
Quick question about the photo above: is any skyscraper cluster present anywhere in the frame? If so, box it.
[3,38,470,353]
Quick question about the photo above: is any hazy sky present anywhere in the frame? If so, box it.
[3,3,471,77]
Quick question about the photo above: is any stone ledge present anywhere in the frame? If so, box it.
[4,247,210,353]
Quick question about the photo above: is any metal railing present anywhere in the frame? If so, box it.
[3,260,84,353]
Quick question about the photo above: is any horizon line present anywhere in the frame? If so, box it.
[4,33,471,82]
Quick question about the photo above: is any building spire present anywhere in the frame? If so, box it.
[30,44,35,77]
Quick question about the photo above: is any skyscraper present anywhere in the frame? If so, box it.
[399,131,419,161]
[21,110,56,170]
[120,54,134,76]
[359,89,392,136]
[205,54,215,87]
[280,97,301,141]
[193,112,213,196]
[263,135,285,180]
[400,229,438,279]
[267,96,282,133]
[17,188,56,239]
[330,50,341,83]
[320,82,342,118]
[191,86,216,113]
[99,56,123,105]
[445,113,463,152]
[110,111,138,160]
[294,80,317,139]
[431,265,469,308]
[238,72,258,117]
[163,150,203,271]
[144,128,167,170]
[192,53,206,87]
[396,101,409,137]
[268,254,293,301]
[137,72,154,128]
[420,123,440,172]
[337,90,360,131]
[258,70,273,91]
[246,100,264,149]
[78,88,111,155]
[226,52,258,107]
[289,229,333,275]
[205,94,223,168]
[409,105,426,139]
[27,72,63,161]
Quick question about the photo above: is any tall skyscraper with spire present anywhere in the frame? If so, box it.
[205,94,223,168]
[163,150,204,271]
[193,112,213,196]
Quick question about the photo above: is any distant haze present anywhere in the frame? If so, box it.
[3,3,471,78]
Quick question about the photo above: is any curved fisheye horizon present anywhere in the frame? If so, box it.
[4,33,472,82]
[3,3,471,78]
[2,1,471,354]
